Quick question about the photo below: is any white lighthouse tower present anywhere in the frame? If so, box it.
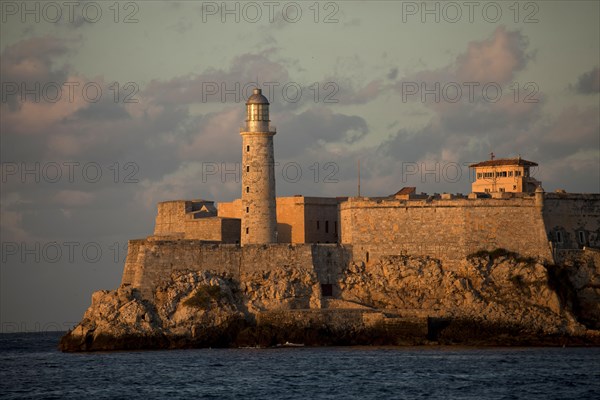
[240,88,277,245]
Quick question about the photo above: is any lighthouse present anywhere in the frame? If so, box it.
[240,88,277,245]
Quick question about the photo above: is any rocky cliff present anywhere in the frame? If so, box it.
[60,248,600,351]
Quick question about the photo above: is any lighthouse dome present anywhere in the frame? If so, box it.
[246,88,269,105]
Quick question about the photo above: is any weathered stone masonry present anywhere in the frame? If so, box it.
[121,241,349,300]
[123,191,600,302]
[340,195,554,265]
[241,88,277,245]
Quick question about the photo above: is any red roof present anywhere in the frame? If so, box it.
[469,158,537,168]
[393,187,416,196]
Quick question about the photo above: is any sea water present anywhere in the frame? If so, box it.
[1,332,598,399]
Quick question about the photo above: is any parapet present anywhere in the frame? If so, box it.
[341,192,540,209]
[153,199,240,243]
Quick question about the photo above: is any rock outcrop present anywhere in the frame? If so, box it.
[341,254,567,332]
[60,251,600,351]
[551,250,600,330]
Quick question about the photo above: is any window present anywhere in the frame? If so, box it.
[246,207,249,213]
[366,251,369,262]
[321,284,333,297]
[248,105,260,120]
[499,188,505,192]
[316,221,320,230]
[578,231,586,243]
[502,171,507,177]
[485,188,491,193]
[246,187,250,193]
[477,173,482,179]
[246,228,249,234]
[556,231,563,243]
[246,166,250,172]
[515,171,521,177]
[246,145,250,152]
[325,221,329,233]
[513,185,517,190]
[509,171,513,177]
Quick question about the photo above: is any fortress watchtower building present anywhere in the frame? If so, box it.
[240,89,278,245]
[469,156,542,194]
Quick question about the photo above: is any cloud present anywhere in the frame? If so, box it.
[572,66,600,94]
[275,107,369,159]
[1,75,93,135]
[0,34,378,232]
[335,79,383,105]
[394,27,533,102]
[382,26,543,163]
[53,190,94,207]
[0,35,71,84]
[535,106,600,160]
[362,27,595,193]
[0,193,31,242]
[142,50,291,106]
[1,36,192,171]
[179,106,244,162]
[136,162,240,209]
[456,26,531,84]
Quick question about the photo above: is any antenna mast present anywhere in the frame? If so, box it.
[357,159,361,197]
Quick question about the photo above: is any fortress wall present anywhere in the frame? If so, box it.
[154,201,188,236]
[221,218,242,243]
[310,244,353,298]
[183,218,222,241]
[154,200,231,242]
[121,241,351,299]
[239,244,313,274]
[218,199,242,219]
[220,196,340,244]
[121,241,241,298]
[340,197,552,265]
[120,239,145,288]
[238,244,350,283]
[275,197,305,243]
[462,199,551,259]
[181,217,240,243]
[276,197,340,244]
[302,198,341,244]
[543,193,600,251]
[122,194,598,300]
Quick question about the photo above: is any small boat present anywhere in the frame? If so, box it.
[278,341,305,348]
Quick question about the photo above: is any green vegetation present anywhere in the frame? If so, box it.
[467,248,536,265]
[183,285,225,308]
[509,274,525,288]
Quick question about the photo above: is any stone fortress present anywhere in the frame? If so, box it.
[123,88,599,300]
[60,88,600,351]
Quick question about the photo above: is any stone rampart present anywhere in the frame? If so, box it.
[340,196,553,265]
[123,194,599,300]
[121,241,351,299]
[154,200,240,243]
[543,193,600,251]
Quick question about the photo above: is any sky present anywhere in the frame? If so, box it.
[1,1,599,331]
